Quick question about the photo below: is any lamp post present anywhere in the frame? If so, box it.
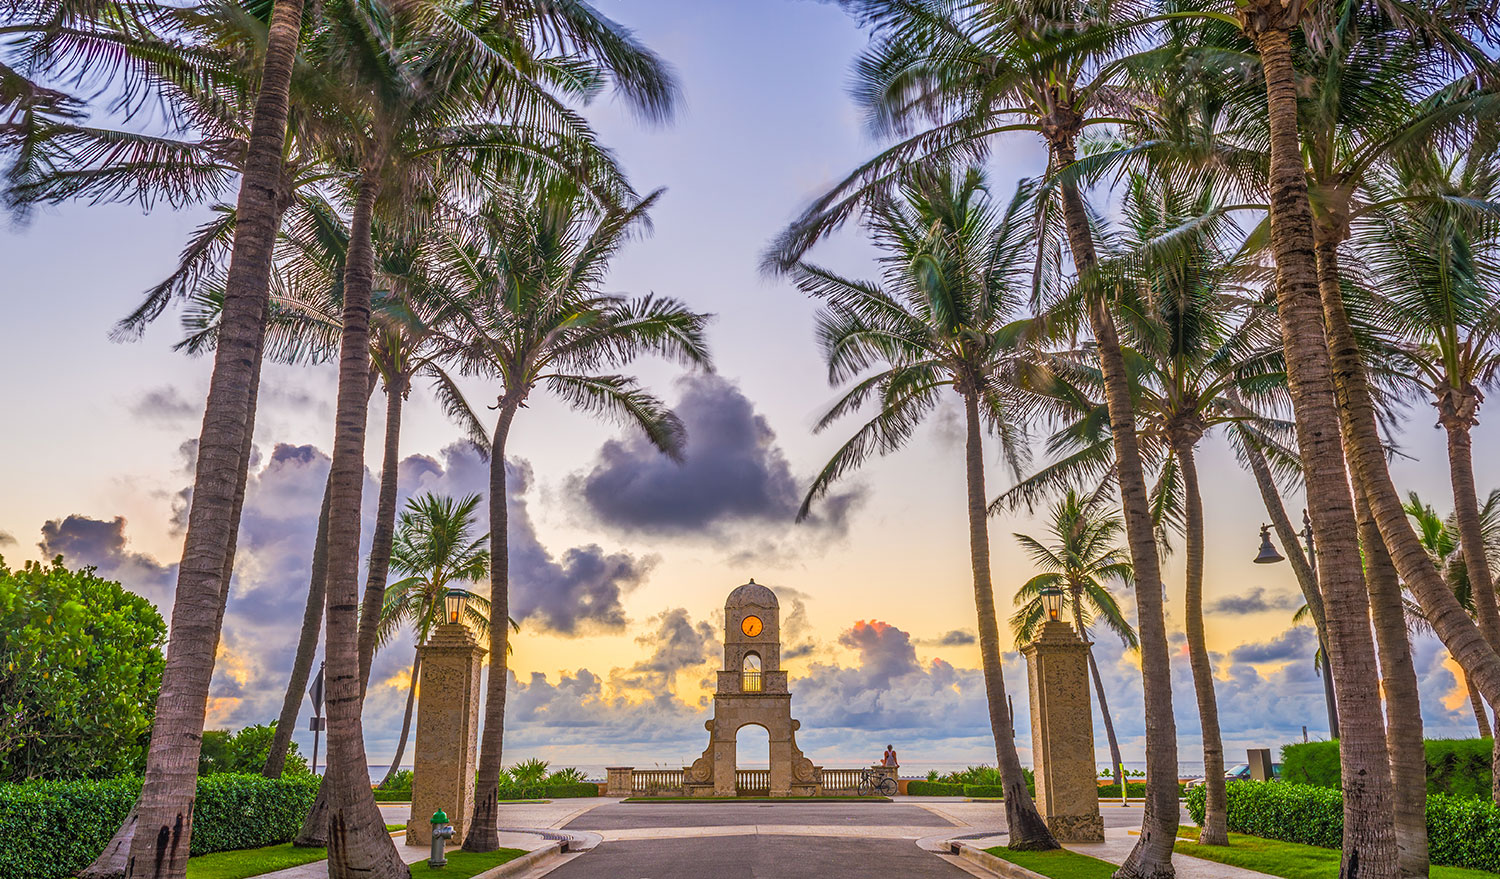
[1253,512,1338,739]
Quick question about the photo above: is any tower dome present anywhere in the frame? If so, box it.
[725,578,778,608]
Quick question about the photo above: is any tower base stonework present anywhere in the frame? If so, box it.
[406,623,485,845]
[1023,618,1104,842]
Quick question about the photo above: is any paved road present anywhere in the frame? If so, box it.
[566,801,958,830]
[542,835,975,878]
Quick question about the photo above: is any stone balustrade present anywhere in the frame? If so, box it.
[603,765,900,797]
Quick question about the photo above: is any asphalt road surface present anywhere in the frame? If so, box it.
[543,835,974,879]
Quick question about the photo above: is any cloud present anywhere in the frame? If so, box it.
[130,386,199,424]
[1229,626,1316,664]
[920,629,977,647]
[38,514,178,606]
[399,443,653,636]
[1208,587,1305,616]
[0,530,16,548]
[570,375,861,538]
[614,608,719,695]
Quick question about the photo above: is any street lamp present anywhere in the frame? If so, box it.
[1254,524,1285,564]
[444,588,470,626]
[1040,585,1065,622]
[1250,513,1336,738]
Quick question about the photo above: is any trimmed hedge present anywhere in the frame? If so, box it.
[1282,739,1493,799]
[542,782,599,799]
[1096,781,1185,799]
[0,773,320,879]
[907,780,964,796]
[1186,780,1500,872]
[963,784,1006,798]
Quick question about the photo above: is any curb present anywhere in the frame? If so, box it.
[471,840,566,879]
[950,842,1048,879]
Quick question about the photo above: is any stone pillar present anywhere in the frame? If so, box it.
[605,767,634,798]
[406,623,485,846]
[1022,618,1104,842]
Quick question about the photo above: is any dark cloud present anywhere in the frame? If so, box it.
[571,375,861,538]
[0,530,16,548]
[38,514,177,606]
[130,386,199,424]
[614,608,718,694]
[400,443,652,636]
[928,629,977,647]
[1208,587,1305,616]
[1229,626,1316,664]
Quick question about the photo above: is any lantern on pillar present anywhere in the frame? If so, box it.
[444,588,470,626]
[1040,585,1065,622]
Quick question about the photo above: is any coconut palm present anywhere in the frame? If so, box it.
[767,5,1180,865]
[1010,491,1136,802]
[1404,491,1500,739]
[434,180,711,851]
[789,166,1056,850]
[376,492,501,787]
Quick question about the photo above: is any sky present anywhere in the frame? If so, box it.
[1,0,1496,776]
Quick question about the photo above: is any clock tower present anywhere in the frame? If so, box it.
[683,580,819,797]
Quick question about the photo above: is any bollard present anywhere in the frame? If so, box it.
[429,809,455,867]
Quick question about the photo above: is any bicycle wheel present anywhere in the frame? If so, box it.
[855,775,870,796]
[874,775,897,797]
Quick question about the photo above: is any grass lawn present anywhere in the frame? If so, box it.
[182,827,406,879]
[408,849,526,878]
[621,796,891,803]
[185,844,327,879]
[984,847,1119,879]
[1174,826,1500,879]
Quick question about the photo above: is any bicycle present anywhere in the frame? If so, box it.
[856,767,898,797]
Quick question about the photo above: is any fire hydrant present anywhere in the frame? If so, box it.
[429,809,455,867]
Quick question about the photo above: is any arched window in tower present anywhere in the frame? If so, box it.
[742,652,762,692]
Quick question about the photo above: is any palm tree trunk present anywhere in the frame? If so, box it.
[1355,484,1429,878]
[1238,432,1338,736]
[1249,26,1397,878]
[463,400,520,852]
[81,9,304,868]
[1465,677,1493,738]
[318,170,406,879]
[1175,443,1227,845]
[359,375,407,690]
[264,476,332,778]
[1051,137,1176,878]
[379,651,421,788]
[961,391,1057,850]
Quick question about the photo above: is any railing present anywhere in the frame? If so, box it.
[742,670,762,692]
[735,769,770,794]
[632,769,684,795]
[819,767,865,792]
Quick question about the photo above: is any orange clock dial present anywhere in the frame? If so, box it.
[741,615,763,637]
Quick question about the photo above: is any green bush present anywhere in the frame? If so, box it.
[1096,781,1186,799]
[1281,739,1493,799]
[1186,780,1500,872]
[542,782,599,798]
[0,557,166,782]
[964,784,1005,798]
[907,780,964,796]
[0,773,320,879]
[199,723,309,777]
[372,789,412,802]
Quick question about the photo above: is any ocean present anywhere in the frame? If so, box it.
[366,760,1208,783]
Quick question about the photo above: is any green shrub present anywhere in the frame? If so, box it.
[372,789,412,802]
[376,769,413,794]
[1281,739,1493,799]
[1096,781,1187,799]
[0,773,320,879]
[964,784,1005,798]
[542,782,599,798]
[1187,780,1500,872]
[199,723,309,777]
[907,780,964,796]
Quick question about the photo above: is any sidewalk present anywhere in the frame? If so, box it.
[955,826,1278,879]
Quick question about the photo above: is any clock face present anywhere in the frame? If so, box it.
[741,615,763,637]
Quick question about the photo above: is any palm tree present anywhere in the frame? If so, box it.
[767,5,1180,866]
[377,493,497,787]
[435,180,711,851]
[789,166,1056,850]
[1010,491,1136,804]
[1405,491,1500,739]
[3,0,333,872]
